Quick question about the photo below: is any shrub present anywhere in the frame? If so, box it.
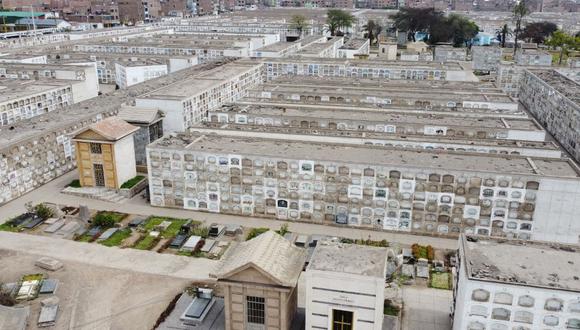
[246,227,269,240]
[276,223,290,236]
[93,213,116,228]
[426,245,435,261]
[34,204,55,220]
[0,290,16,307]
[384,299,400,316]
[120,175,145,189]
[68,180,81,188]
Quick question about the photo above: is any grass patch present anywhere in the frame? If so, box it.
[134,234,160,250]
[143,216,192,239]
[76,234,93,242]
[246,227,269,240]
[99,228,132,247]
[68,179,81,188]
[430,272,451,290]
[0,222,20,232]
[120,175,145,189]
[22,274,44,282]
[191,225,209,238]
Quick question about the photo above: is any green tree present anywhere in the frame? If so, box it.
[427,14,479,47]
[521,21,558,44]
[326,9,355,36]
[512,0,530,55]
[390,8,442,42]
[363,19,383,45]
[495,24,512,48]
[290,14,308,37]
[545,30,579,65]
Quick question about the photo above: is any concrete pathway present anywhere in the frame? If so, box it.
[402,286,453,330]
[0,170,458,250]
[0,231,218,280]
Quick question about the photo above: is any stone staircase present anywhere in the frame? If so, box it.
[62,187,128,204]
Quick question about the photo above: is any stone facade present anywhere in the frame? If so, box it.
[434,46,467,62]
[472,46,502,72]
[147,132,580,244]
[519,69,580,163]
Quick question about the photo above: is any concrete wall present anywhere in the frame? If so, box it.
[519,70,580,163]
[146,145,580,243]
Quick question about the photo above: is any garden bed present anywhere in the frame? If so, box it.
[430,272,451,290]
[99,228,132,247]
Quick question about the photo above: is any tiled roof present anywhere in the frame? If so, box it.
[77,116,139,141]
[212,230,306,287]
[117,106,163,124]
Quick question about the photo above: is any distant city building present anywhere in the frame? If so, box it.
[453,234,580,330]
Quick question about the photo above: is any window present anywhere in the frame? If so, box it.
[332,309,353,330]
[246,296,265,325]
[90,143,102,154]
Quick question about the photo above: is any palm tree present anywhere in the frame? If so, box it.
[496,24,512,48]
[290,14,308,37]
[512,0,530,55]
[363,19,383,45]
[326,9,355,36]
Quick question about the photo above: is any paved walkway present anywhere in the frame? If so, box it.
[0,231,217,280]
[402,286,453,330]
[0,170,458,250]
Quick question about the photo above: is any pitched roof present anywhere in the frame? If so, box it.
[211,230,306,287]
[117,106,164,124]
[73,117,139,141]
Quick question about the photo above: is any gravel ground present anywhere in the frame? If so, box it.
[0,249,191,330]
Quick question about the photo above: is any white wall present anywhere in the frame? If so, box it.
[113,135,137,189]
[532,178,580,244]
[116,64,168,88]
[168,56,198,73]
[136,98,184,133]
[305,270,385,330]
[60,63,100,102]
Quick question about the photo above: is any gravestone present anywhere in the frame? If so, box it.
[79,205,90,223]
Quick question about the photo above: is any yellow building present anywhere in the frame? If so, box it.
[72,117,139,189]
